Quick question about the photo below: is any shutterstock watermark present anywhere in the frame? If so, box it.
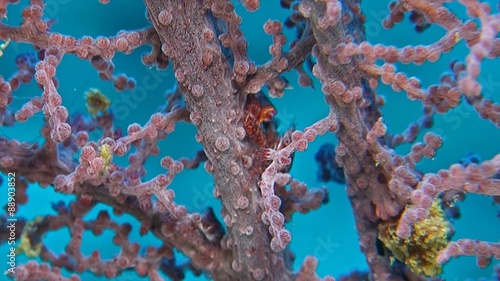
[111,67,170,121]
[44,0,72,18]
[4,172,17,276]
[434,72,500,140]
[364,7,390,39]
[191,182,215,211]
[312,234,340,262]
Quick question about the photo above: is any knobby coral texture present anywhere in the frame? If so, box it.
[0,0,499,280]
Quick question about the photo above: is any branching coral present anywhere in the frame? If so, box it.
[0,0,499,280]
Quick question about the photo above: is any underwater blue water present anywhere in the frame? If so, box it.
[1,0,499,280]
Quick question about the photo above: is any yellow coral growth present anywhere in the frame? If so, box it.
[98,143,112,175]
[16,216,43,258]
[85,88,111,117]
[378,199,450,277]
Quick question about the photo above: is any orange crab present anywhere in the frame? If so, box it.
[243,92,294,173]
[243,92,279,148]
